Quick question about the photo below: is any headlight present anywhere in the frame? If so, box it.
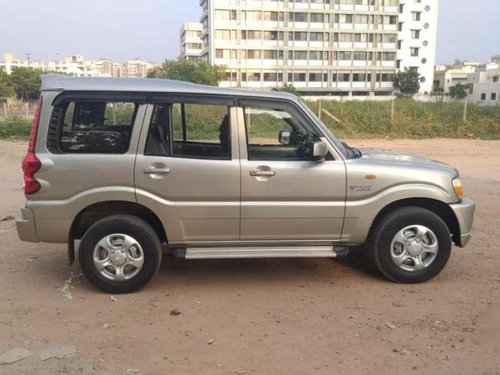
[452,178,464,199]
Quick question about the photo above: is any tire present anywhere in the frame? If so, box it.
[78,215,162,293]
[368,207,452,284]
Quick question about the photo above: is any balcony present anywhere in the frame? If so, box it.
[338,61,353,67]
[353,61,369,67]
[309,60,328,67]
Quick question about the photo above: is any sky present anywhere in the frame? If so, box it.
[0,0,498,64]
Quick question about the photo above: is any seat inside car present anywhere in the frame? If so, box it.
[146,106,170,156]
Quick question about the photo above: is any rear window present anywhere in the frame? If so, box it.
[49,101,138,154]
[145,102,230,160]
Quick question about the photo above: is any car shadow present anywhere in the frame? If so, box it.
[153,255,384,288]
[335,256,381,279]
[17,243,385,293]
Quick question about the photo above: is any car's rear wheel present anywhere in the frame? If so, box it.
[369,207,452,283]
[79,215,162,293]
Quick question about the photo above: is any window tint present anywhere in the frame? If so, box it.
[244,107,314,161]
[59,101,137,153]
[145,103,230,160]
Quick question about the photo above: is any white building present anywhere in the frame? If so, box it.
[122,59,157,78]
[199,0,438,96]
[467,55,500,105]
[397,0,438,94]
[0,53,157,78]
[433,61,479,93]
[180,23,204,60]
[0,53,47,74]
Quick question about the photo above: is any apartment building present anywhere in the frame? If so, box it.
[467,55,500,105]
[122,59,157,78]
[0,53,157,78]
[1,53,47,74]
[199,0,438,96]
[180,23,204,60]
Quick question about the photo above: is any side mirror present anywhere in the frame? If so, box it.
[313,140,328,162]
[278,130,291,145]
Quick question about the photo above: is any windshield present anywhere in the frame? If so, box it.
[299,100,361,159]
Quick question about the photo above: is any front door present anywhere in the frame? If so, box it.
[135,100,240,244]
[238,100,346,241]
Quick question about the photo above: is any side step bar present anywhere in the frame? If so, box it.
[184,246,337,259]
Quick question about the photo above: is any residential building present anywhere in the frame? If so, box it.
[122,59,157,78]
[180,23,204,60]
[433,61,479,93]
[0,53,158,78]
[467,55,500,105]
[1,53,47,73]
[199,0,438,96]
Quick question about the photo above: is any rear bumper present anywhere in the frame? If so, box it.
[449,197,475,248]
[16,207,39,243]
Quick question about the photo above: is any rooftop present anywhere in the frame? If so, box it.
[41,75,298,102]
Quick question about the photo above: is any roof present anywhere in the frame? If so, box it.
[41,75,298,102]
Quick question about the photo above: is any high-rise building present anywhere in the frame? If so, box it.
[199,0,438,96]
[180,23,204,60]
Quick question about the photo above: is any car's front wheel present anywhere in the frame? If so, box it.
[369,207,452,283]
[79,215,162,293]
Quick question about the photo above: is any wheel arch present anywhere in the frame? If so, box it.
[369,198,461,246]
[68,201,167,264]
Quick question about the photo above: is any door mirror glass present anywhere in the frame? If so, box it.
[278,130,291,145]
[313,140,328,162]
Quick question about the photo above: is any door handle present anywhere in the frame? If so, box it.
[143,167,171,175]
[250,170,275,177]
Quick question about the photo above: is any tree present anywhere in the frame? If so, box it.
[273,84,299,96]
[393,68,421,98]
[449,83,469,100]
[147,59,225,86]
[0,68,13,99]
[10,67,43,101]
[432,87,445,102]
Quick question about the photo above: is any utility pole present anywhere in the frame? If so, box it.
[391,99,395,126]
[463,88,471,122]
[463,96,468,122]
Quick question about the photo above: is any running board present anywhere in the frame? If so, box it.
[184,246,337,259]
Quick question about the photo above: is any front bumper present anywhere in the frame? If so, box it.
[16,207,39,243]
[449,197,475,248]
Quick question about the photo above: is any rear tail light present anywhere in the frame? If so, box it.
[22,97,43,195]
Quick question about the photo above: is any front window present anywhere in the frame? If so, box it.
[244,106,315,161]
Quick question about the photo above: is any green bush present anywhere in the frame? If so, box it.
[308,99,500,140]
[0,116,31,139]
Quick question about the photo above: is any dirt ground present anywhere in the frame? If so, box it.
[0,139,499,375]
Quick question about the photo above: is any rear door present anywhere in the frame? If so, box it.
[237,99,346,241]
[135,97,240,244]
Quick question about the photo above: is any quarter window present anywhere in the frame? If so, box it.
[56,101,137,154]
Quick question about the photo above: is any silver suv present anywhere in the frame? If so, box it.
[16,75,475,293]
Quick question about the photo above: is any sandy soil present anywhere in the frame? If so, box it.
[0,139,499,375]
